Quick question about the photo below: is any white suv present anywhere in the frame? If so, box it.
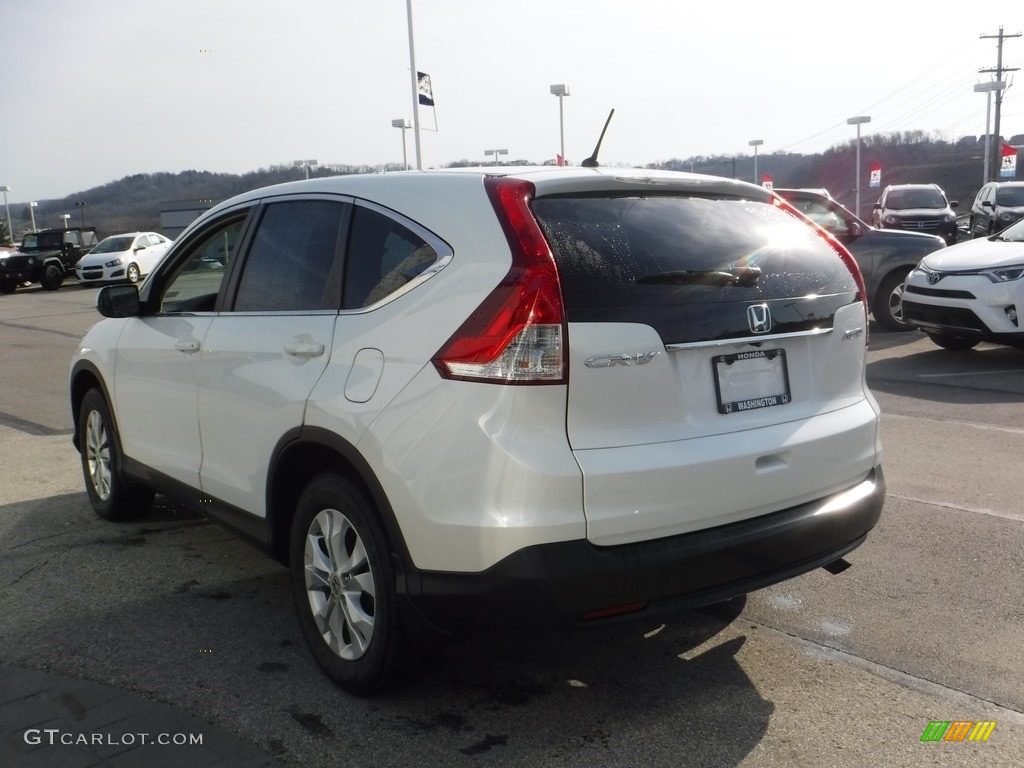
[70,168,885,694]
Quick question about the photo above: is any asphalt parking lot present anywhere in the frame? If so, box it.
[2,282,1023,767]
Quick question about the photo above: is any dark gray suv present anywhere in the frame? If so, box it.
[776,188,946,331]
[871,184,959,246]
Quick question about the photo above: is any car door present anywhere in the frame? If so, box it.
[145,234,172,275]
[979,184,996,234]
[196,197,349,516]
[113,213,250,488]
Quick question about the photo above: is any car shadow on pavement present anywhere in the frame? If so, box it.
[1,492,773,768]
[867,327,923,352]
[868,343,1024,405]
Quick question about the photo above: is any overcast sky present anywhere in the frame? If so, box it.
[1,1,1021,203]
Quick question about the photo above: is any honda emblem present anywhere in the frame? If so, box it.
[747,304,772,334]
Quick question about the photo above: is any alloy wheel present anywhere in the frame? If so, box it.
[887,282,905,325]
[85,409,112,501]
[303,508,376,660]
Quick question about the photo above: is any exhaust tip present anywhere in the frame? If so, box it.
[821,558,852,575]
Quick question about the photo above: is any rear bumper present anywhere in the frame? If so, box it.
[400,466,885,635]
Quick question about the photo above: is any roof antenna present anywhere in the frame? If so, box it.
[581,108,615,168]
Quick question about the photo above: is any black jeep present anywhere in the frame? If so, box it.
[0,227,100,293]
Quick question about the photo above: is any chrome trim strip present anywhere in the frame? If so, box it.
[665,327,833,350]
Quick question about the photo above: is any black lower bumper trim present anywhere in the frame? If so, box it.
[400,466,886,634]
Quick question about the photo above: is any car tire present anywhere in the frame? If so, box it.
[0,280,15,294]
[873,270,915,332]
[925,333,980,351]
[79,388,155,521]
[40,264,63,291]
[289,473,416,695]
[127,263,140,283]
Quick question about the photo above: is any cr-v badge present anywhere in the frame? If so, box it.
[747,303,772,334]
[584,351,660,368]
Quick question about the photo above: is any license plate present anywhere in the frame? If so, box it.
[713,349,791,414]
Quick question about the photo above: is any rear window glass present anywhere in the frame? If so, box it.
[531,194,855,314]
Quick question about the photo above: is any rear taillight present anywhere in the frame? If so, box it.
[772,196,870,342]
[431,177,568,384]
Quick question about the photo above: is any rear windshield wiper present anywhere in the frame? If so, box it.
[635,266,762,287]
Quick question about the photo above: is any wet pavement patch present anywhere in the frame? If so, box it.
[287,707,334,737]
[460,733,508,755]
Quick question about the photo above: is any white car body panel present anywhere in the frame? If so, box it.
[112,315,213,487]
[576,400,880,545]
[918,237,1024,271]
[564,303,876,544]
[354,371,585,572]
[196,314,336,515]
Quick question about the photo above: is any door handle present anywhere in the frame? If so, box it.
[283,341,325,358]
[174,339,201,353]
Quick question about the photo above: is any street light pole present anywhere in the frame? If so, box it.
[392,119,411,170]
[847,116,871,218]
[974,81,1005,183]
[0,185,12,244]
[748,139,764,184]
[75,201,87,228]
[28,202,37,232]
[550,84,570,163]
[406,0,423,170]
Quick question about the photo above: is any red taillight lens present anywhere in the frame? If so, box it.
[431,177,568,384]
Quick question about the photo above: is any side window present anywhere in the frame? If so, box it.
[135,235,150,249]
[343,205,438,309]
[160,216,246,313]
[232,200,346,312]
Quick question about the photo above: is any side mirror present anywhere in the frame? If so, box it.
[950,201,959,209]
[872,202,882,210]
[97,285,140,318]
[134,246,145,252]
[848,221,863,238]
[982,200,993,209]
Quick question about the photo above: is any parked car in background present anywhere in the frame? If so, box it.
[75,231,173,285]
[968,181,1024,238]
[0,227,100,293]
[871,183,959,245]
[776,188,946,330]
[70,168,885,694]
[902,217,1024,350]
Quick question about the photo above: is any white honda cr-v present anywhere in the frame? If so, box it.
[70,167,885,694]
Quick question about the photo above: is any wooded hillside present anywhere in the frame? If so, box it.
[7,131,1023,239]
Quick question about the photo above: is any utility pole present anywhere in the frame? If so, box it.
[980,26,1020,182]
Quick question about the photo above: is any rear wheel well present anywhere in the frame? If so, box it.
[268,442,389,566]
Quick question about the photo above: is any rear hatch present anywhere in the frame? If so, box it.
[531,185,878,545]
